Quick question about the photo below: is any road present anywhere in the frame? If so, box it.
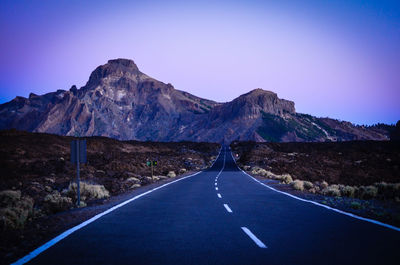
[18,147,399,265]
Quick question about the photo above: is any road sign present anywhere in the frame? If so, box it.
[70,139,87,164]
[146,160,158,178]
[147,160,157,166]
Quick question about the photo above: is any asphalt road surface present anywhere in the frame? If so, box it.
[18,147,399,265]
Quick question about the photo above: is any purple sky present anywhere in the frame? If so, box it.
[1,0,399,125]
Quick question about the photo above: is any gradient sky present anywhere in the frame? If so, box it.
[1,0,399,125]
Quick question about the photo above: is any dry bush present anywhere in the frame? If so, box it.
[0,190,34,230]
[322,185,341,197]
[251,167,268,176]
[303,181,314,190]
[276,174,293,184]
[251,167,292,184]
[375,182,400,199]
[125,177,140,184]
[43,191,73,213]
[358,185,378,199]
[130,184,141,189]
[321,181,329,189]
[0,190,21,206]
[340,185,356,198]
[350,201,362,209]
[292,180,304,191]
[243,166,251,171]
[68,182,110,201]
[167,171,176,178]
[179,168,187,174]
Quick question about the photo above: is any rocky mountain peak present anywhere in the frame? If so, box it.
[85,58,142,88]
[243,88,276,97]
[232,88,295,115]
[107,58,139,70]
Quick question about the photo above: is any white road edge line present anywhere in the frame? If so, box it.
[241,227,267,248]
[11,147,227,265]
[12,172,203,265]
[217,193,222,198]
[230,152,400,232]
[224,204,233,213]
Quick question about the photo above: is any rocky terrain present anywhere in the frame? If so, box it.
[0,129,219,263]
[231,140,400,226]
[0,58,392,143]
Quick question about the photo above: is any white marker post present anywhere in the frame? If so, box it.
[70,139,87,207]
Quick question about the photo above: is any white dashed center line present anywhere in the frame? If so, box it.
[215,183,217,186]
[217,193,222,198]
[215,187,218,191]
[223,204,232,213]
[241,227,267,248]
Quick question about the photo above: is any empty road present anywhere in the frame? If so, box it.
[16,147,399,264]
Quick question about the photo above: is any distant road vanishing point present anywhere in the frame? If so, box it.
[14,147,400,265]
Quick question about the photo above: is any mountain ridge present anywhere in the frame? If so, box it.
[0,58,391,143]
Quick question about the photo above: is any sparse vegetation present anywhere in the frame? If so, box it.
[340,186,356,198]
[167,171,176,178]
[278,174,293,184]
[358,186,378,200]
[350,201,362,209]
[0,190,34,230]
[303,181,314,190]
[292,180,304,191]
[43,191,73,214]
[250,166,293,184]
[322,185,341,197]
[67,182,110,202]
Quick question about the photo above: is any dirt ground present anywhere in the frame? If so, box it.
[231,140,400,227]
[0,129,220,264]
[231,140,400,186]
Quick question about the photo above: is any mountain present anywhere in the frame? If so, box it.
[0,58,391,143]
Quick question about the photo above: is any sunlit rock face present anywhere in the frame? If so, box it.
[0,59,390,143]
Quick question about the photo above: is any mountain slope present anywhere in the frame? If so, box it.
[0,58,391,142]
[0,59,219,140]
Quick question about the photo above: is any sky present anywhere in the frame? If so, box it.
[0,0,399,125]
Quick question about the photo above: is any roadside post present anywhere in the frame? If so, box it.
[70,139,87,207]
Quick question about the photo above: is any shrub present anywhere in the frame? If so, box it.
[0,190,22,207]
[375,182,400,199]
[167,171,176,178]
[251,167,268,176]
[292,180,304,191]
[179,168,187,174]
[0,190,34,230]
[308,188,317,194]
[350,201,362,209]
[322,185,341,197]
[280,174,293,184]
[303,181,314,190]
[126,177,141,184]
[243,166,251,171]
[358,186,378,199]
[321,181,329,189]
[130,184,141,189]
[43,191,73,213]
[340,186,356,198]
[68,182,110,201]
